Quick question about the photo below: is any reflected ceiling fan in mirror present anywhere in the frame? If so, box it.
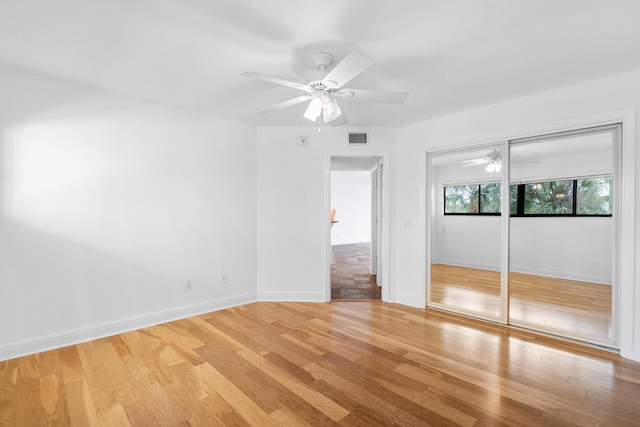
[242,51,409,126]
[460,148,538,173]
[461,149,503,173]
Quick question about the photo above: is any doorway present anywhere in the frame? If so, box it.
[329,156,383,300]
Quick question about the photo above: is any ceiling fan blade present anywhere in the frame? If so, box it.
[337,88,408,104]
[460,158,490,167]
[242,71,311,92]
[322,52,373,88]
[257,95,313,113]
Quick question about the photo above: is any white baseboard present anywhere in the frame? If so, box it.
[0,292,256,362]
[509,265,611,285]
[393,292,425,309]
[257,291,326,302]
[432,258,500,272]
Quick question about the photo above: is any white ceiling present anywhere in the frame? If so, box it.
[2,0,640,128]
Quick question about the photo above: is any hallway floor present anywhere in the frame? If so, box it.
[331,242,381,300]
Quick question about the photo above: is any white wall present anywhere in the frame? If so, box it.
[0,67,257,360]
[256,127,394,301]
[394,68,640,360]
[330,171,371,245]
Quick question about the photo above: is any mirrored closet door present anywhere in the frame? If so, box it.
[427,124,619,349]
[508,126,618,347]
[427,145,506,322]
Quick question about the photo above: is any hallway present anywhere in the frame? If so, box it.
[331,242,381,300]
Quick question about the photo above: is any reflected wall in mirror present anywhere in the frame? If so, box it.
[508,127,616,347]
[428,146,504,320]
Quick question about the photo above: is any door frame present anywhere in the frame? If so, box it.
[371,160,384,284]
[325,153,390,302]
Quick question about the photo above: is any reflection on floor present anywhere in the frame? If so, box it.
[430,263,613,346]
[331,242,381,300]
[430,264,501,317]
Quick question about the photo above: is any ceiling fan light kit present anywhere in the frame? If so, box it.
[303,97,323,121]
[242,51,409,126]
[323,98,342,122]
[485,162,502,173]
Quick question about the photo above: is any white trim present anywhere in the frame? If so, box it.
[257,291,326,302]
[432,260,501,271]
[381,157,391,302]
[0,293,256,362]
[371,165,379,276]
[617,110,636,360]
[425,109,636,153]
[500,140,510,324]
[395,292,425,308]
[325,155,332,302]
[509,266,611,285]
[417,151,428,307]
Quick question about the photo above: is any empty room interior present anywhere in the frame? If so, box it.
[1,1,640,425]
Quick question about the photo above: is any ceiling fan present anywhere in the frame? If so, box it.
[460,149,538,173]
[242,51,408,126]
[460,149,505,173]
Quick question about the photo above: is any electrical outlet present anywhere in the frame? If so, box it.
[220,273,228,284]
[186,281,193,291]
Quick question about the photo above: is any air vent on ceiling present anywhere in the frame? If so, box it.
[348,132,368,145]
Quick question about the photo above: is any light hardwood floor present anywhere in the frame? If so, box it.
[2,301,639,426]
[430,263,613,345]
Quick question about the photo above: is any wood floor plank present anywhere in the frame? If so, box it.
[64,379,100,427]
[57,346,84,385]
[236,348,350,422]
[269,406,316,427]
[303,362,429,427]
[195,392,246,427]
[2,301,640,425]
[97,402,131,427]
[193,362,280,427]
[15,377,41,427]
[122,401,163,427]
[121,354,187,426]
[0,359,18,425]
[40,373,70,426]
[196,345,283,414]
[75,341,119,415]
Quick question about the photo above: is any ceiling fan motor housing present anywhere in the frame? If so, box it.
[311,52,334,72]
